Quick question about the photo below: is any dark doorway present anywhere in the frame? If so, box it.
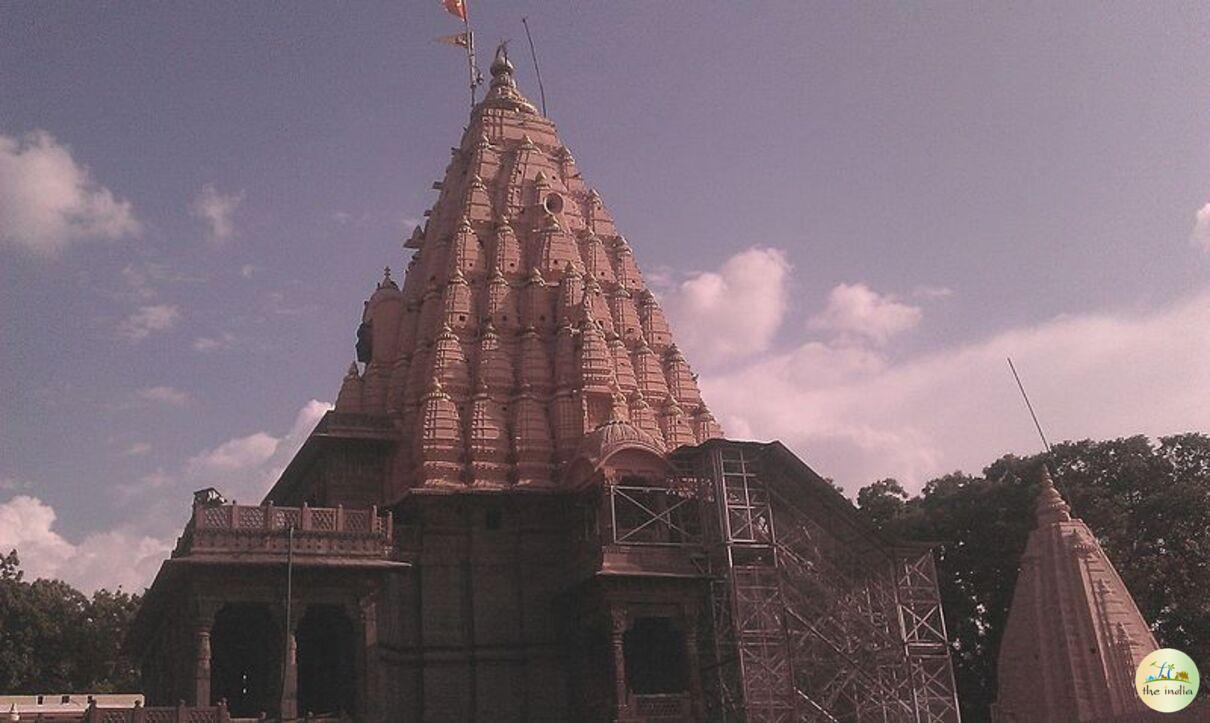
[211,604,281,717]
[296,605,356,716]
[623,617,688,695]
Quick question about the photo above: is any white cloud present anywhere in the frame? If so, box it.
[808,282,923,344]
[139,471,173,488]
[1,399,333,593]
[0,130,141,256]
[183,399,332,504]
[119,262,205,301]
[0,495,170,593]
[137,385,192,406]
[190,183,244,243]
[188,433,279,473]
[118,304,180,340]
[659,247,791,366]
[1192,202,1210,253]
[703,289,1210,493]
[912,284,955,300]
[193,331,237,352]
[122,442,153,457]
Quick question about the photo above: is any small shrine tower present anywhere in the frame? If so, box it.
[992,467,1158,722]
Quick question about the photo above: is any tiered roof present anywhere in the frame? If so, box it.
[336,45,722,494]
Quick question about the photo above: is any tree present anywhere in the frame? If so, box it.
[854,478,908,528]
[856,434,1210,722]
[0,550,142,694]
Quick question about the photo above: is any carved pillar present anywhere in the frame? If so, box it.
[194,629,211,706]
[280,606,303,721]
[352,596,382,723]
[610,608,630,717]
[193,600,219,706]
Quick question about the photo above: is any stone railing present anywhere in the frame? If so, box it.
[173,503,394,561]
[631,693,690,719]
[9,701,231,723]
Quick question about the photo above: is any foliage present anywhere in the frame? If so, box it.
[856,433,1210,722]
[0,550,142,694]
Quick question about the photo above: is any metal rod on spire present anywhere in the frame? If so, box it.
[521,17,548,116]
[1008,357,1052,454]
[463,2,479,107]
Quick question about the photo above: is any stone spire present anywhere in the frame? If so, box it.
[340,56,720,494]
[992,466,1157,722]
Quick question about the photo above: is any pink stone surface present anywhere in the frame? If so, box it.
[338,50,723,494]
[993,467,1159,722]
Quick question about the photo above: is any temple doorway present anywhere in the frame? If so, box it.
[296,604,356,717]
[211,603,281,717]
[623,617,688,695]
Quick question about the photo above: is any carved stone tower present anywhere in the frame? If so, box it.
[342,43,722,499]
[992,467,1158,722]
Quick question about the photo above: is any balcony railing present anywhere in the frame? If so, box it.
[173,503,394,561]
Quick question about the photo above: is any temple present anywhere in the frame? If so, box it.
[129,45,962,721]
[992,468,1167,722]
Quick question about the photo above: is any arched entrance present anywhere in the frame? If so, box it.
[211,603,281,717]
[296,604,357,717]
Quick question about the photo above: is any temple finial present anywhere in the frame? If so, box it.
[491,42,513,79]
[1035,465,1071,524]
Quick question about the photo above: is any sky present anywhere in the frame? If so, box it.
[2,3,1208,593]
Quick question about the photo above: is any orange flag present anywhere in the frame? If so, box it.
[442,0,467,21]
[436,32,470,49]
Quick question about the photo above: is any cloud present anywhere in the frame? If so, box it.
[702,289,1210,493]
[658,247,791,366]
[808,282,923,343]
[119,262,205,301]
[0,130,141,256]
[136,385,191,406]
[1,399,333,593]
[192,331,236,352]
[0,495,170,593]
[117,304,180,340]
[188,433,279,473]
[1193,202,1210,253]
[139,471,173,488]
[0,476,31,492]
[122,442,153,457]
[182,399,332,503]
[912,284,955,300]
[190,183,244,243]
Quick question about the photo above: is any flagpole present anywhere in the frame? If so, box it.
[464,1,477,108]
[521,17,547,117]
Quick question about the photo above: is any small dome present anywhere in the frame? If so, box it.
[370,266,401,302]
[575,419,666,472]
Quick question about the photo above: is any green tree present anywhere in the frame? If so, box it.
[0,550,142,694]
[854,478,908,528]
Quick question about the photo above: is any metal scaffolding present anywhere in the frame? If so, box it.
[652,442,962,722]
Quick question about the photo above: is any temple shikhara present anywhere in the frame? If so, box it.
[991,468,1164,723]
[125,44,1175,723]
